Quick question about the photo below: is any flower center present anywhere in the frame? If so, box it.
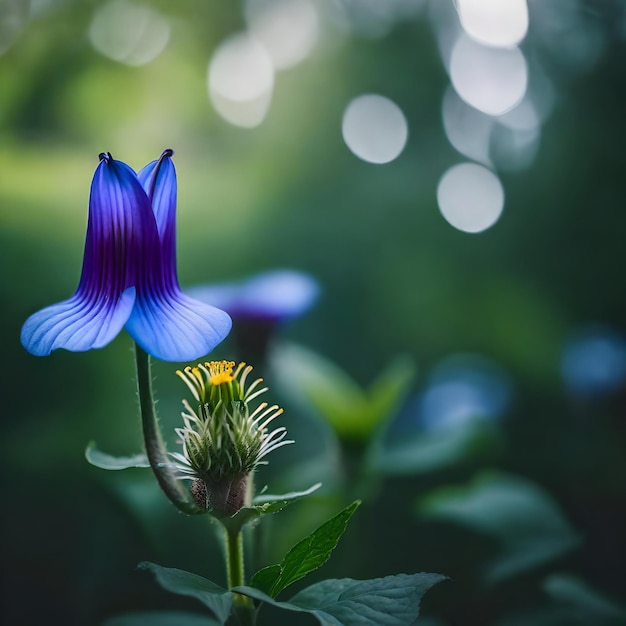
[207,360,236,386]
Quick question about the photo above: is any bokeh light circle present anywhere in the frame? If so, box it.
[208,33,274,102]
[456,0,529,48]
[208,33,275,127]
[342,94,408,164]
[450,35,527,115]
[89,0,170,66]
[437,162,504,233]
[0,0,30,56]
[442,86,494,165]
[245,0,319,70]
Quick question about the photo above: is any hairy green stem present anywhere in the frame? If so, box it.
[224,525,255,625]
[134,343,200,515]
[225,526,244,589]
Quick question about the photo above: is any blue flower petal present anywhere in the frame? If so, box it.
[138,150,178,293]
[20,154,151,356]
[21,288,136,356]
[127,149,232,361]
[126,290,232,362]
[137,148,176,241]
[22,149,232,362]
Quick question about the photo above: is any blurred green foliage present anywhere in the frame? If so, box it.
[3,0,626,625]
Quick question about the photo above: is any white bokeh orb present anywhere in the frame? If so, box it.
[342,94,408,164]
[437,162,504,233]
[450,34,528,116]
[456,0,529,48]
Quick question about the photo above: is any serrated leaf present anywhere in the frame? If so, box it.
[249,564,282,596]
[235,572,447,625]
[250,501,360,597]
[138,562,231,624]
[104,611,221,626]
[85,442,149,470]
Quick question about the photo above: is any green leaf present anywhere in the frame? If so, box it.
[138,562,231,624]
[85,441,149,470]
[235,572,447,625]
[104,611,221,626]
[418,472,580,583]
[249,564,282,596]
[250,500,360,597]
[543,573,626,623]
[273,344,365,432]
[366,357,417,433]
[272,343,416,440]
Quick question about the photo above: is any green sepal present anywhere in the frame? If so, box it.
[220,482,322,533]
[250,500,360,597]
[234,572,447,625]
[138,562,232,625]
[85,441,150,470]
[252,483,322,506]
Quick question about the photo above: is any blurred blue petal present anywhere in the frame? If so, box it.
[189,269,319,323]
[561,325,626,396]
[418,354,513,432]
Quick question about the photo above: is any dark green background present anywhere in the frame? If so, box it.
[2,1,626,624]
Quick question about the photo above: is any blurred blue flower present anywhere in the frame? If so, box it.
[188,269,319,363]
[188,269,319,323]
[21,149,232,362]
[561,325,626,397]
[418,354,513,432]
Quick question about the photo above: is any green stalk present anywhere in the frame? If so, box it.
[134,343,200,515]
[224,525,256,626]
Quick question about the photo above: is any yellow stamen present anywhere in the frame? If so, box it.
[191,367,203,384]
[206,360,236,386]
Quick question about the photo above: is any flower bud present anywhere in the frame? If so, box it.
[171,361,293,517]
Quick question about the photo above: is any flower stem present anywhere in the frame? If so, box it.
[134,343,200,515]
[224,525,256,626]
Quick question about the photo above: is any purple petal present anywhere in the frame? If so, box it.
[138,148,177,285]
[128,149,232,361]
[22,149,233,361]
[21,154,153,356]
